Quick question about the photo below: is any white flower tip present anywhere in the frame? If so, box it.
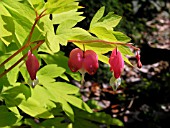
[27,77,39,88]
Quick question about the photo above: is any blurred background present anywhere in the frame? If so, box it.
[73,0,170,127]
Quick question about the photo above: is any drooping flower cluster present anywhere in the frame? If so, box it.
[26,50,39,87]
[68,47,142,90]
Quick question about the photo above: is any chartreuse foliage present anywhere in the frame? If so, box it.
[0,0,136,127]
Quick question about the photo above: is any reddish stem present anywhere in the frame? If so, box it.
[68,39,140,51]
[0,10,46,68]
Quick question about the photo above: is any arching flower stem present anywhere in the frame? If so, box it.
[68,39,140,52]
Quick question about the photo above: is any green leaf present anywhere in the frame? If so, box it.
[73,118,98,128]
[58,98,74,122]
[0,15,14,46]
[57,20,78,33]
[112,31,131,43]
[18,98,54,118]
[1,84,55,119]
[74,109,124,127]
[2,0,35,23]
[45,32,60,54]
[47,91,74,122]
[40,53,81,81]
[44,82,79,94]
[0,41,6,55]
[38,75,56,86]
[41,117,70,128]
[45,0,79,14]
[90,27,117,42]
[0,53,22,85]
[56,27,92,46]
[65,95,92,113]
[37,64,65,78]
[43,82,92,121]
[52,10,84,24]
[0,106,18,127]
[2,0,44,46]
[90,7,122,30]
[6,105,23,126]
[90,6,105,28]
[97,54,109,64]
[1,84,31,106]
[24,118,41,128]
[92,13,122,30]
[29,85,56,109]
[28,0,45,11]
[7,106,22,119]
[38,16,60,54]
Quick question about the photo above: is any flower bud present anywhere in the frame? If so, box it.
[136,51,142,68]
[26,50,39,80]
[109,48,124,79]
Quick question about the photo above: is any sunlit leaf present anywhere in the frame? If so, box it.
[18,98,54,118]
[37,64,65,78]
[65,95,92,113]
[28,0,45,11]
[40,53,81,81]
[45,0,79,14]
[90,7,122,30]
[0,53,22,85]
[52,10,84,24]
[90,6,105,28]
[112,31,131,43]
[90,27,117,42]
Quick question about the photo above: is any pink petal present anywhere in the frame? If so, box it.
[109,48,124,78]
[68,48,83,72]
[83,50,99,75]
[26,50,39,80]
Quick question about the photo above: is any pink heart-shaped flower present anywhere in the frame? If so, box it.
[109,48,124,79]
[68,48,98,75]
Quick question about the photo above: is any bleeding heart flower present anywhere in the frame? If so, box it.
[109,48,124,79]
[26,50,39,80]
[68,48,98,75]
[109,48,124,90]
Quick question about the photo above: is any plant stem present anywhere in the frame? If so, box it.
[68,39,140,51]
[0,10,46,68]
[0,40,40,68]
